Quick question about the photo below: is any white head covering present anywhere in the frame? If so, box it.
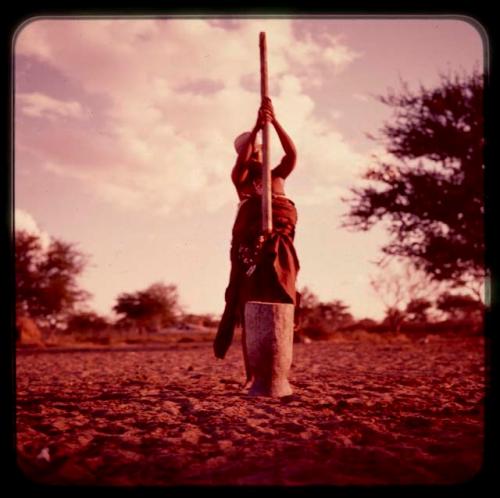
[234,131,262,154]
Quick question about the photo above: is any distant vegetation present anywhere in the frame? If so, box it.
[343,70,484,289]
[16,230,90,330]
[338,69,485,339]
[113,282,181,333]
[294,285,484,342]
[15,227,484,346]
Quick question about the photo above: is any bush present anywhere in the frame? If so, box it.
[298,322,333,341]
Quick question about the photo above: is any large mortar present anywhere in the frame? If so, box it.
[244,301,294,397]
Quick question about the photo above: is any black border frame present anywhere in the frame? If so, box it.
[3,3,498,497]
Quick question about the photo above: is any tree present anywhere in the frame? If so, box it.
[113,282,181,333]
[353,318,378,330]
[297,286,353,338]
[436,292,484,322]
[298,286,320,311]
[405,298,433,323]
[15,231,43,317]
[382,307,406,334]
[370,258,445,332]
[15,230,90,328]
[67,311,109,333]
[343,70,484,289]
[316,301,354,330]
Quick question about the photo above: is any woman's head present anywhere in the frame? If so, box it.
[234,132,263,162]
[234,132,251,154]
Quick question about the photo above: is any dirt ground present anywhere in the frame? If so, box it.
[16,334,485,486]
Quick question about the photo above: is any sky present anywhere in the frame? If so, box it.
[14,17,485,320]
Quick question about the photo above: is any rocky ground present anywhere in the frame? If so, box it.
[16,334,485,486]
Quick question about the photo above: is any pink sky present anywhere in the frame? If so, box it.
[14,17,484,320]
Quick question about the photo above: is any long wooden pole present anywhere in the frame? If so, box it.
[259,32,272,234]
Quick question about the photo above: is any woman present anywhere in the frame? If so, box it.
[214,97,300,387]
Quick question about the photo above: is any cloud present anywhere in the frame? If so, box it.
[17,92,87,120]
[175,78,225,95]
[15,18,366,215]
[286,29,361,74]
[15,208,51,249]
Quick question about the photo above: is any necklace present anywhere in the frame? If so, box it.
[252,176,263,195]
